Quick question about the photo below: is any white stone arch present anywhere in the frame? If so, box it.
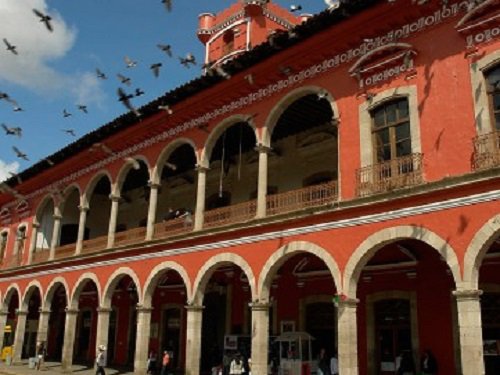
[200,114,258,168]
[348,42,414,74]
[191,253,257,305]
[142,261,192,308]
[21,280,43,310]
[344,225,462,297]
[70,272,102,309]
[2,283,21,311]
[34,194,56,221]
[82,170,113,208]
[262,85,339,148]
[151,138,199,185]
[463,214,500,290]
[257,241,342,302]
[59,184,82,214]
[43,276,70,310]
[113,155,152,195]
[101,267,142,308]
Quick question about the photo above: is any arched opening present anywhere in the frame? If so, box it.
[204,121,258,228]
[35,198,55,258]
[22,287,41,359]
[3,289,19,353]
[13,226,27,267]
[156,144,197,238]
[85,175,112,251]
[268,93,338,215]
[46,283,67,361]
[0,230,8,263]
[59,188,81,249]
[355,239,456,375]
[115,161,150,245]
[73,280,99,365]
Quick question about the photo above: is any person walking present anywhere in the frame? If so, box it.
[421,349,438,375]
[147,350,158,374]
[229,353,244,375]
[330,352,339,375]
[35,342,47,371]
[317,348,329,375]
[96,345,107,375]
[161,350,171,375]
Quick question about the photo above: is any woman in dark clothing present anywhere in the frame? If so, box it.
[397,351,415,375]
[421,349,438,375]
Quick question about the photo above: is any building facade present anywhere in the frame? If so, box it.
[0,0,499,374]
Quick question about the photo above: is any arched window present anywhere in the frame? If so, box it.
[485,65,500,131]
[15,226,26,255]
[0,231,8,261]
[371,98,411,163]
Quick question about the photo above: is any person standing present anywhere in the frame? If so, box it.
[147,350,158,374]
[421,349,438,375]
[317,348,329,375]
[330,352,339,375]
[161,350,170,375]
[96,345,107,375]
[36,342,46,371]
[229,353,244,375]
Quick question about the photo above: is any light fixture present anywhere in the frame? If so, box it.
[406,271,417,279]
[296,280,305,288]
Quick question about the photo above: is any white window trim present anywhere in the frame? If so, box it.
[359,85,421,168]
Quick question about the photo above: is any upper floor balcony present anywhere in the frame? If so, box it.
[473,130,500,171]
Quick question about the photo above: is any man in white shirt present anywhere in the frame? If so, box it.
[330,353,339,375]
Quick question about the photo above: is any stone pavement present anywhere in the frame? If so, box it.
[0,361,134,375]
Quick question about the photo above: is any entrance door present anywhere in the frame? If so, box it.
[305,302,336,357]
[375,299,412,374]
[161,307,181,369]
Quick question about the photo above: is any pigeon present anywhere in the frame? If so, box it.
[157,44,173,57]
[1,124,22,137]
[135,88,145,97]
[150,62,162,78]
[33,9,53,32]
[63,109,72,118]
[324,0,341,11]
[0,92,21,110]
[290,5,302,12]
[158,104,173,115]
[62,129,76,137]
[77,104,88,114]
[117,87,140,117]
[179,53,196,68]
[117,73,132,86]
[124,56,137,68]
[90,142,114,155]
[96,68,107,80]
[161,0,172,12]
[124,157,140,170]
[12,146,29,161]
[0,183,24,200]
[3,39,17,55]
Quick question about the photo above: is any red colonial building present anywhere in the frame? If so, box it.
[0,0,499,374]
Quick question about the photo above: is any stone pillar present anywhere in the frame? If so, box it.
[250,302,270,375]
[194,166,208,231]
[49,210,62,260]
[0,310,9,350]
[75,206,89,255]
[61,308,79,372]
[95,307,111,355]
[12,309,27,364]
[255,144,271,219]
[107,195,120,249]
[185,304,204,375]
[145,183,160,241]
[337,298,359,375]
[453,289,485,375]
[134,306,153,375]
[27,222,39,265]
[36,308,51,346]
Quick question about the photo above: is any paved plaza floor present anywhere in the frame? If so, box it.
[0,361,134,375]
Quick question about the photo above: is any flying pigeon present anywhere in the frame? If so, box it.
[161,0,172,12]
[117,73,132,86]
[157,44,173,57]
[150,62,162,78]
[1,124,22,137]
[33,9,53,32]
[0,183,24,200]
[290,5,302,12]
[62,129,76,137]
[135,88,145,97]
[12,146,29,161]
[90,142,114,155]
[96,68,107,80]
[3,39,17,55]
[77,104,88,114]
[0,92,21,110]
[179,53,196,68]
[117,87,140,117]
[124,56,137,68]
[324,0,341,10]
[63,109,72,118]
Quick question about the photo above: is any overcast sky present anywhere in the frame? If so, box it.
[0,0,327,181]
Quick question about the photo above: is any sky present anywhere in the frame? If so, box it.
[0,0,328,182]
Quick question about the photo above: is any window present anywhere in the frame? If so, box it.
[0,231,7,261]
[15,226,26,255]
[371,98,411,163]
[486,65,500,131]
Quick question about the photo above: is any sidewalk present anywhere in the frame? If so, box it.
[0,361,134,375]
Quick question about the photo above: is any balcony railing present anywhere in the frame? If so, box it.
[204,200,257,229]
[114,226,147,247]
[81,236,108,254]
[154,217,191,240]
[473,130,500,170]
[54,244,76,260]
[7,253,22,268]
[356,153,423,197]
[32,249,50,264]
[267,181,338,216]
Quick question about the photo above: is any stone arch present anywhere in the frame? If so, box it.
[258,241,342,302]
[101,267,142,308]
[344,225,462,297]
[82,171,113,207]
[70,272,102,309]
[262,86,339,147]
[152,138,199,184]
[59,184,82,214]
[43,277,70,310]
[463,214,500,290]
[191,253,257,305]
[113,155,152,195]
[200,114,258,168]
[2,283,20,310]
[35,194,56,220]
[348,42,414,74]
[142,261,192,308]
[21,280,43,310]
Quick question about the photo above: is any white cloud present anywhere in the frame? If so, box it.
[0,160,19,182]
[0,0,104,104]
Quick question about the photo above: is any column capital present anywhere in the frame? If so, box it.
[195,164,209,173]
[53,214,63,221]
[148,181,161,189]
[0,310,9,317]
[78,205,90,213]
[32,222,40,229]
[15,309,28,316]
[255,144,272,154]
[249,301,271,311]
[185,303,204,312]
[337,297,360,308]
[453,289,483,300]
[64,307,79,315]
[136,305,154,313]
[96,307,112,313]
[109,194,121,202]
[38,308,51,314]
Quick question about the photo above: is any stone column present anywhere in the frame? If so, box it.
[453,289,485,375]
[0,310,9,351]
[185,304,204,375]
[61,308,79,372]
[250,302,270,375]
[95,307,111,354]
[194,166,208,231]
[337,298,359,375]
[134,306,153,375]
[49,210,62,260]
[255,144,271,219]
[107,195,120,249]
[27,222,39,265]
[75,206,89,255]
[36,308,51,346]
[145,183,160,241]
[12,309,27,364]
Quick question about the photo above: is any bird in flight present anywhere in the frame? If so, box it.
[150,62,162,78]
[324,0,340,11]
[290,5,302,11]
[124,56,137,68]
[135,88,145,97]
[0,183,24,200]
[117,73,132,86]
[63,109,72,118]
[77,104,88,114]
[179,53,196,68]
[12,146,29,161]
[3,39,18,55]
[157,44,173,57]
[0,91,21,111]
[117,88,140,117]
[1,124,22,137]
[90,142,114,156]
[62,129,76,137]
[33,9,53,32]
[161,0,172,12]
[96,68,107,80]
